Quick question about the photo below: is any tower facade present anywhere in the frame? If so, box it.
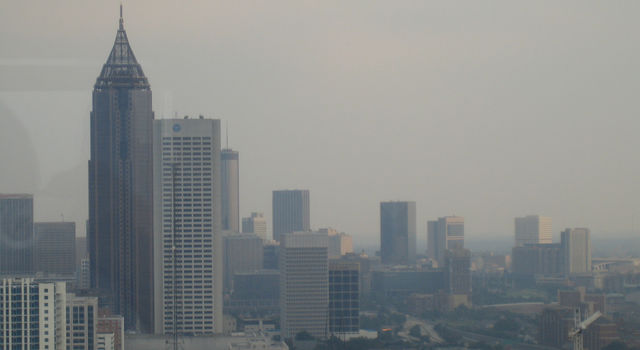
[515,215,552,247]
[0,194,34,275]
[152,118,223,334]
[242,212,267,240]
[380,201,416,265]
[427,216,464,266]
[221,149,239,232]
[272,190,310,242]
[35,222,76,275]
[561,228,592,275]
[88,9,154,331]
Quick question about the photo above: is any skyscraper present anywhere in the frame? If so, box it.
[152,118,223,334]
[0,194,35,275]
[242,212,267,240]
[221,149,239,232]
[272,190,310,242]
[223,233,264,292]
[561,228,592,275]
[380,201,416,265]
[427,216,464,266]
[329,260,359,335]
[35,222,76,275]
[515,215,552,247]
[280,232,329,339]
[88,7,154,331]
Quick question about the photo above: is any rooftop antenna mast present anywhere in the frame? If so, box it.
[226,121,229,149]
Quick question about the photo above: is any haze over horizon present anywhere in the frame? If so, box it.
[1,1,639,245]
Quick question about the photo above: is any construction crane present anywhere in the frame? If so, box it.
[568,309,602,350]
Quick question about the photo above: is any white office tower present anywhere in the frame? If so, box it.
[152,118,223,334]
[0,278,67,350]
[280,232,329,339]
[242,212,268,240]
[514,215,552,247]
[561,228,592,275]
[427,216,464,267]
[66,293,98,349]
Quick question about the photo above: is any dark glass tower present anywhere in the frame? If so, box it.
[88,7,154,332]
[380,201,416,265]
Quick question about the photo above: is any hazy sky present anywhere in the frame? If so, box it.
[1,1,639,248]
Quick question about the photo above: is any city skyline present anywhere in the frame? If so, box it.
[2,2,640,244]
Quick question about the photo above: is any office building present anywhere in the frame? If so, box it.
[280,232,329,339]
[77,257,91,289]
[221,149,239,232]
[515,215,552,247]
[88,9,154,331]
[66,293,98,350]
[0,278,67,349]
[272,190,310,242]
[561,228,592,275]
[35,222,76,275]
[427,216,464,267]
[0,194,35,275]
[380,201,416,265]
[319,228,354,258]
[371,269,445,299]
[329,260,359,335]
[152,118,223,334]
[444,248,471,296]
[242,212,267,240]
[263,241,280,270]
[223,233,264,292]
[511,243,563,287]
[228,270,280,315]
[97,333,115,350]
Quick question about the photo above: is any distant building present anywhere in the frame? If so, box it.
[35,221,76,275]
[427,216,464,266]
[539,306,573,348]
[280,232,329,339]
[319,228,354,258]
[223,233,264,292]
[561,228,592,275]
[263,241,280,270]
[228,270,280,315]
[66,293,99,350]
[272,190,310,242]
[511,243,563,286]
[0,278,67,349]
[0,194,35,275]
[444,248,471,296]
[152,118,223,335]
[329,260,359,335]
[221,149,239,232]
[242,212,267,240]
[77,257,91,289]
[97,333,115,350]
[371,269,445,300]
[515,215,552,247]
[380,201,416,265]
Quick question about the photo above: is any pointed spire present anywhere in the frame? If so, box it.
[119,4,124,30]
[94,4,149,89]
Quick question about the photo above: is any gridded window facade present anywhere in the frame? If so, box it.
[329,261,359,334]
[154,119,221,335]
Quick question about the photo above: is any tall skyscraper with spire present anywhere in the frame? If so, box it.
[88,6,154,332]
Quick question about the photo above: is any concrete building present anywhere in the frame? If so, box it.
[66,293,99,350]
[152,118,223,334]
[88,10,154,331]
[515,215,552,247]
[228,270,280,315]
[319,228,354,258]
[272,190,310,242]
[371,269,445,299]
[35,222,76,275]
[223,233,264,292]
[97,333,115,350]
[221,149,239,232]
[242,212,267,240]
[511,243,563,286]
[97,312,125,350]
[380,201,416,265]
[0,278,67,350]
[427,216,464,267]
[77,257,91,289]
[263,241,280,270]
[539,306,573,348]
[329,260,359,335]
[280,232,329,339]
[561,228,592,275]
[0,194,35,275]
